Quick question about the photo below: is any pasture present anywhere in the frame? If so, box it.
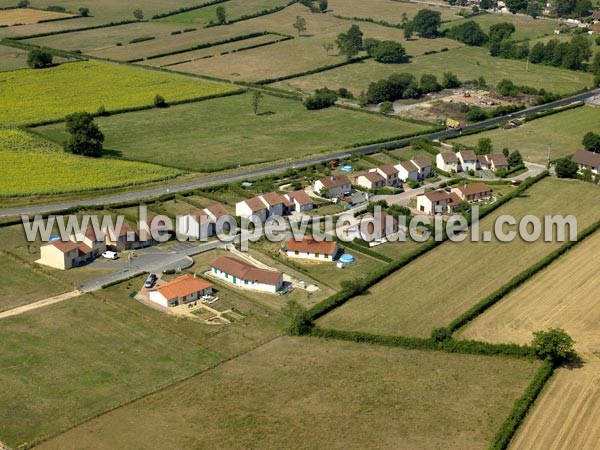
[453,105,600,165]
[0,44,31,71]
[327,0,460,23]
[34,337,539,450]
[317,178,600,338]
[0,254,68,312]
[0,294,223,447]
[458,230,600,357]
[0,60,237,126]
[0,129,182,196]
[273,46,594,95]
[35,93,432,172]
[161,0,292,25]
[442,13,558,41]
[0,7,75,26]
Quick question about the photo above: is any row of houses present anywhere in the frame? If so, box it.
[355,158,434,190]
[436,151,509,173]
[416,182,492,215]
[235,190,314,221]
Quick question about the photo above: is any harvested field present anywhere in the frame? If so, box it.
[317,178,600,338]
[0,7,75,26]
[34,337,539,450]
[453,105,600,165]
[161,0,292,25]
[327,0,460,23]
[273,46,594,95]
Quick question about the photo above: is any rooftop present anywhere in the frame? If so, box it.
[211,256,282,286]
[155,274,213,300]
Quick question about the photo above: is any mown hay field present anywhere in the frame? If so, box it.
[458,230,600,357]
[0,128,182,196]
[453,105,600,165]
[442,13,558,41]
[35,337,539,450]
[327,0,461,24]
[0,7,75,26]
[160,0,292,25]
[318,178,600,338]
[0,60,237,125]
[35,92,433,172]
[273,46,594,95]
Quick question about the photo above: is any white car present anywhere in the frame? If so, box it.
[101,251,118,260]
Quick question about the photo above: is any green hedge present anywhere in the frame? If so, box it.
[205,1,296,27]
[523,101,584,122]
[488,360,554,450]
[449,219,600,333]
[256,56,371,85]
[151,0,229,19]
[10,19,140,40]
[141,32,270,61]
[309,327,535,359]
[340,240,393,263]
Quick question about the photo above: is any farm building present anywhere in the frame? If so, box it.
[210,256,283,293]
[148,274,213,308]
[284,237,339,261]
[313,175,352,199]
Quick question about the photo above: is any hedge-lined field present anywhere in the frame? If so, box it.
[274,46,594,95]
[35,92,433,172]
[317,178,600,338]
[0,7,75,26]
[34,337,539,450]
[161,0,292,25]
[0,61,237,126]
[453,105,600,164]
[0,128,182,196]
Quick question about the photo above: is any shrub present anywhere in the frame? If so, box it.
[129,36,155,44]
[372,40,408,63]
[47,5,66,12]
[304,87,338,110]
[154,94,167,108]
[380,101,394,114]
[555,157,579,178]
[27,49,53,69]
[282,299,314,335]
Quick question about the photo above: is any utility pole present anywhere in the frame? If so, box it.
[547,144,551,168]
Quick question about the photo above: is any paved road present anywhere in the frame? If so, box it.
[1,89,595,219]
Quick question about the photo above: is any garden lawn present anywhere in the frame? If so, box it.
[273,46,594,95]
[0,60,237,126]
[453,105,600,165]
[318,178,600,338]
[0,294,224,447]
[35,93,433,172]
[35,337,539,450]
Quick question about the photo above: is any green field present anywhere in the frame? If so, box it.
[0,255,68,312]
[0,60,237,126]
[273,46,594,95]
[318,178,600,338]
[35,337,539,450]
[443,13,558,41]
[35,93,432,172]
[0,45,30,71]
[0,128,182,196]
[453,105,600,164]
[161,0,291,25]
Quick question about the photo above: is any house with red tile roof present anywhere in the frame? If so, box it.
[284,236,339,261]
[148,274,213,308]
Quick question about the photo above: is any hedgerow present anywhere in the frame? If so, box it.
[151,0,229,19]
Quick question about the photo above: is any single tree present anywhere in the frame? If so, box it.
[79,7,90,17]
[346,24,364,50]
[372,40,407,63]
[251,91,264,115]
[64,112,104,157]
[401,12,408,24]
[582,131,600,153]
[319,0,328,12]
[420,74,440,93]
[322,42,333,55]
[442,71,461,88]
[282,300,313,336]
[412,9,441,38]
[293,16,307,35]
[403,23,413,40]
[216,6,226,24]
[502,147,510,158]
[555,157,579,178]
[154,94,167,108]
[532,329,576,364]
[380,101,394,114]
[133,9,144,20]
[508,149,523,166]
[17,0,29,7]
[27,49,53,69]
[337,35,359,60]
[476,137,493,154]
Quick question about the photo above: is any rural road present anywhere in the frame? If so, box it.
[0,290,81,320]
[1,89,596,218]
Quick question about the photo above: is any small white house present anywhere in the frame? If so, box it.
[236,196,269,222]
[370,164,400,186]
[210,256,283,293]
[416,190,461,215]
[313,175,352,199]
[356,172,386,190]
[457,150,478,172]
[285,190,314,212]
[395,160,419,182]
[436,152,460,172]
[285,237,339,261]
[488,154,509,171]
[259,192,285,217]
[148,274,213,308]
[572,150,600,174]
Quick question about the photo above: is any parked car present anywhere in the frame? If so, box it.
[144,274,157,288]
[101,251,118,260]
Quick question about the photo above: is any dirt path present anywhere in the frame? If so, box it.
[0,290,81,319]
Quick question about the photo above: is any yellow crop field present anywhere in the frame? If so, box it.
[0,128,182,196]
[0,7,75,26]
[0,61,237,126]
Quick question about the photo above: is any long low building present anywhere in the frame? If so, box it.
[284,237,339,261]
[210,256,283,293]
[148,274,213,308]
[572,149,600,175]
